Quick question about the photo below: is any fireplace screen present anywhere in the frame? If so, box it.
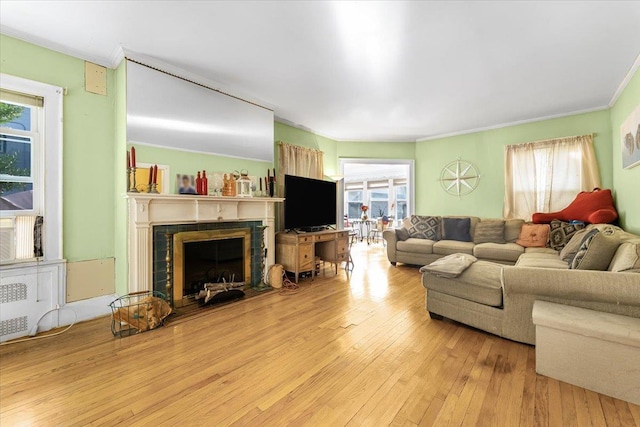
[173,228,251,307]
[183,238,244,297]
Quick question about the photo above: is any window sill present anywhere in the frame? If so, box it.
[0,258,66,271]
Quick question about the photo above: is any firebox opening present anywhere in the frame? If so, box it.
[183,238,244,298]
[173,228,252,307]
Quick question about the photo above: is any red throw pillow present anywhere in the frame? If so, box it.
[516,223,550,248]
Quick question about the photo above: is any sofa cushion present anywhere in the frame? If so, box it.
[443,217,471,242]
[559,228,589,262]
[516,223,550,247]
[424,261,503,307]
[473,243,525,262]
[525,247,559,255]
[608,242,640,273]
[407,215,442,240]
[516,253,568,269]
[570,229,621,271]
[548,220,586,251]
[474,219,506,244]
[433,240,475,255]
[395,227,410,241]
[505,219,525,243]
[397,238,435,254]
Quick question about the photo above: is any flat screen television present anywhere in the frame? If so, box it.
[284,175,337,231]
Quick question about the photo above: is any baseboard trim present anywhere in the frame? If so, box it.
[61,294,118,326]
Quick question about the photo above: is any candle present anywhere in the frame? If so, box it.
[126,151,130,169]
[153,165,158,184]
[259,177,262,191]
[273,168,276,181]
[148,166,153,184]
[267,168,270,181]
[202,170,208,195]
[130,146,136,168]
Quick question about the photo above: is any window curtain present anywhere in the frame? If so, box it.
[276,141,324,196]
[503,134,601,221]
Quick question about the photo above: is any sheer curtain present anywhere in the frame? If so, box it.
[276,141,324,196]
[504,134,601,221]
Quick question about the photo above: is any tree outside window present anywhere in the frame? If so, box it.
[0,103,33,211]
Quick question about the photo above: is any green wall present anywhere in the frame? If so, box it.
[610,67,640,234]
[0,34,117,263]
[414,109,614,218]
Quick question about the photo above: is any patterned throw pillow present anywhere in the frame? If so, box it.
[407,215,442,241]
[474,220,505,244]
[548,220,586,251]
[516,223,550,248]
[559,228,589,262]
[570,229,621,270]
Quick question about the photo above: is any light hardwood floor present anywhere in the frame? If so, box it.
[1,244,639,426]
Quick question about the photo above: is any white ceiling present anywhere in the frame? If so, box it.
[1,1,639,142]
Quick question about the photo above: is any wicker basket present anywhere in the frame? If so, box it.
[109,291,169,337]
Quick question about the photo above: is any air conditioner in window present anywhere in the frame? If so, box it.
[0,217,15,262]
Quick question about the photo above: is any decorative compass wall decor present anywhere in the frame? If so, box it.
[439,159,481,197]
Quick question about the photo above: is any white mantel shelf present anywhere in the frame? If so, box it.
[126,193,284,294]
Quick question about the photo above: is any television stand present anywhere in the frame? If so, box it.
[276,229,350,283]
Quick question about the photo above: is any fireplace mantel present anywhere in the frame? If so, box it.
[127,194,284,294]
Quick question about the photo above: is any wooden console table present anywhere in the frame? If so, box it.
[276,229,350,282]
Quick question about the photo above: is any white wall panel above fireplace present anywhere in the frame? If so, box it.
[126,60,274,162]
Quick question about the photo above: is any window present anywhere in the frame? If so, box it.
[0,76,63,263]
[504,135,600,221]
[346,190,363,219]
[369,188,388,217]
[395,185,407,219]
[1,102,38,212]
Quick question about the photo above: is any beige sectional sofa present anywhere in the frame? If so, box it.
[383,217,640,345]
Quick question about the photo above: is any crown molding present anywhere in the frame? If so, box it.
[1,27,112,67]
[416,105,610,142]
[608,51,640,107]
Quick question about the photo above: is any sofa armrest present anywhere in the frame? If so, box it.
[383,229,398,263]
[503,267,640,306]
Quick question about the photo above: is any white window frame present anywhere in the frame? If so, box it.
[339,158,415,220]
[1,74,63,263]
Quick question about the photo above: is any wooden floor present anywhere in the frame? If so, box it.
[1,244,639,426]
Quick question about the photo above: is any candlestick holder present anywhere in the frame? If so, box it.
[128,167,139,193]
[149,183,159,194]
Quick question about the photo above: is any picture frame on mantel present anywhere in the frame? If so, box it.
[621,105,640,169]
[134,163,169,194]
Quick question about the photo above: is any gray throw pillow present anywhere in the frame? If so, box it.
[548,220,586,251]
[395,227,410,241]
[474,220,505,244]
[559,228,590,262]
[570,229,621,270]
[443,217,471,242]
[407,215,442,241]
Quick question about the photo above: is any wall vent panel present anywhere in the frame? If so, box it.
[0,283,27,304]
[0,316,28,336]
